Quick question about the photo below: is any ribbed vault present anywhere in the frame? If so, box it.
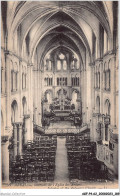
[3,1,115,69]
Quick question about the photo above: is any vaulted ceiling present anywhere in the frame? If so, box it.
[2,1,117,68]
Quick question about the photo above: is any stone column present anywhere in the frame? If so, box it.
[6,55,11,131]
[1,136,9,184]
[27,63,31,113]
[89,63,96,141]
[53,71,55,97]
[1,66,5,94]
[38,70,42,126]
[81,68,85,124]
[90,63,95,111]
[24,114,31,143]
[113,55,116,126]
[93,115,97,142]
[19,60,22,118]
[30,64,33,141]
[18,123,23,156]
[13,123,17,159]
[33,70,38,124]
[100,60,103,114]
[27,63,34,141]
[34,108,37,124]
[102,123,105,142]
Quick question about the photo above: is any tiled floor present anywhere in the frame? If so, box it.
[54,136,69,183]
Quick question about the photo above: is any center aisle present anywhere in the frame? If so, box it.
[54,136,69,183]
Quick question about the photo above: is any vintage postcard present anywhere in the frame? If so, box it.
[1,1,119,194]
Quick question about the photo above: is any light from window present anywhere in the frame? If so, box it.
[63,60,67,70]
[57,60,61,70]
[59,53,65,60]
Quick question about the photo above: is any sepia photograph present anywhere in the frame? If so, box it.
[1,0,119,192]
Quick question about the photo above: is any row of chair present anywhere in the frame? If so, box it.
[66,135,108,180]
[9,135,57,182]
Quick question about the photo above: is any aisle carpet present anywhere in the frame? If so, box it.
[54,136,69,183]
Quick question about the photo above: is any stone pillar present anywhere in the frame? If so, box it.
[27,63,34,141]
[34,108,37,124]
[100,60,103,114]
[1,136,9,184]
[19,60,22,118]
[33,70,38,124]
[24,114,31,143]
[53,72,55,97]
[13,123,17,159]
[92,115,97,142]
[102,123,105,143]
[89,62,95,128]
[6,55,11,130]
[113,55,116,126]
[83,68,87,124]
[90,63,95,109]
[38,70,42,126]
[82,69,85,124]
[1,66,5,94]
[18,123,23,156]
[30,65,33,141]
[89,117,93,141]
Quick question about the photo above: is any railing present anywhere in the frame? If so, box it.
[96,143,114,170]
[45,124,88,134]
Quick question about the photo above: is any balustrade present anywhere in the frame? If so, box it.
[96,143,114,170]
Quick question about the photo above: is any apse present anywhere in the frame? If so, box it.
[1,1,118,189]
[41,47,82,127]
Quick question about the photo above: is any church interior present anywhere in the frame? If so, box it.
[1,1,119,187]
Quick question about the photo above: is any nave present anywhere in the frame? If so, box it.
[9,129,114,187]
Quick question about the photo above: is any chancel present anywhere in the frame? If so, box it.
[42,50,81,128]
[1,1,118,187]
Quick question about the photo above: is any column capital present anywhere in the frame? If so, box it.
[1,135,9,143]
[24,114,30,119]
[12,123,17,129]
[3,49,28,64]
[89,62,95,67]
[94,58,103,63]
[16,122,23,128]
[4,49,12,56]
[13,122,23,128]
[27,63,33,67]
